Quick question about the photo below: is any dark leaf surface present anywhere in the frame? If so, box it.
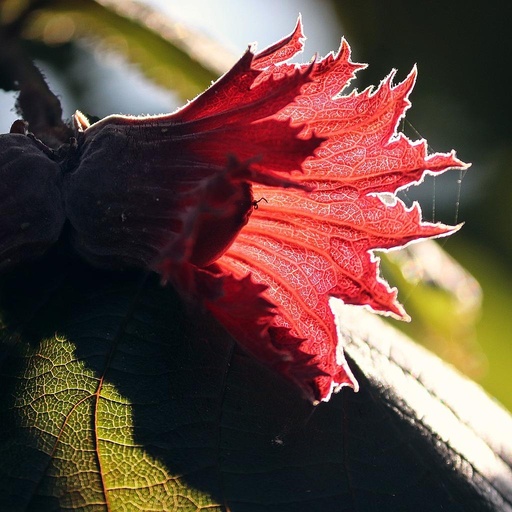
[0,248,511,511]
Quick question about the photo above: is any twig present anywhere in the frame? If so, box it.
[0,26,72,147]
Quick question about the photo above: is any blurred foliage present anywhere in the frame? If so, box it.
[0,0,224,102]
[332,0,512,410]
[0,0,510,410]
[381,241,484,380]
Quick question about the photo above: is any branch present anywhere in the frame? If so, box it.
[0,26,72,147]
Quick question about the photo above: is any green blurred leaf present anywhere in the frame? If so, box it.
[380,235,512,413]
[16,0,230,100]
[445,239,512,413]
[381,240,484,381]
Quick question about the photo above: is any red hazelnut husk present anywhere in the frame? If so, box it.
[0,132,65,272]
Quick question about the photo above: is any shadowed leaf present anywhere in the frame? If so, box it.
[0,250,510,511]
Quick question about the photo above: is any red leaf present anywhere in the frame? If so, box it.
[66,18,467,403]
[200,19,466,402]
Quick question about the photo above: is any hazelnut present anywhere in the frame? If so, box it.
[0,133,65,271]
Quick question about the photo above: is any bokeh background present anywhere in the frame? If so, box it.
[1,0,511,410]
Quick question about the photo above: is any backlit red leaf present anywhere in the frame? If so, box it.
[204,19,466,402]
[63,18,467,403]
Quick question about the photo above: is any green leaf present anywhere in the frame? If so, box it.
[445,238,512,413]
[1,247,511,511]
[380,240,483,380]
[18,0,227,100]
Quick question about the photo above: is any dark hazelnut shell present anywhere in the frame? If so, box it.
[0,133,65,272]
[64,115,253,271]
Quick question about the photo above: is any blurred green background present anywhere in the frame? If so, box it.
[1,0,510,410]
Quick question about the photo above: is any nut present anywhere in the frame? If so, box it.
[0,133,65,271]
[64,114,253,271]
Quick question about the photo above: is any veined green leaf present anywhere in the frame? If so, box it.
[0,249,510,511]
